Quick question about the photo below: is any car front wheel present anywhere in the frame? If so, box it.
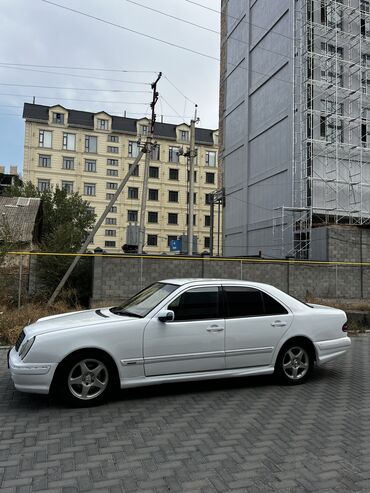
[53,352,116,406]
[276,343,313,384]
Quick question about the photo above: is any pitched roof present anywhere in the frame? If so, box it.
[0,197,41,244]
[23,103,217,145]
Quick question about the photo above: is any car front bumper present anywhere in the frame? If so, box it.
[314,336,351,365]
[8,347,57,394]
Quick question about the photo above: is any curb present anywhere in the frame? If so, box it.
[0,346,11,350]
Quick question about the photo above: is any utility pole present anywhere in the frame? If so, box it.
[187,105,199,256]
[138,72,162,254]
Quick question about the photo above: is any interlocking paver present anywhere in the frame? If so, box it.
[0,336,369,492]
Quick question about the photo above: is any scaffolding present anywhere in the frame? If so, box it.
[277,0,370,258]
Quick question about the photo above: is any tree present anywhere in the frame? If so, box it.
[4,182,96,304]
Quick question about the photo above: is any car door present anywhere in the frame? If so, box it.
[223,286,293,369]
[144,286,225,376]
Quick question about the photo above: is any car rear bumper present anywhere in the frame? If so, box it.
[314,336,351,365]
[8,347,57,394]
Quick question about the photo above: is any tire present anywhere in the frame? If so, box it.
[275,342,314,385]
[52,351,117,406]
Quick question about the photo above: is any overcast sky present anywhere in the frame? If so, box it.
[0,0,220,172]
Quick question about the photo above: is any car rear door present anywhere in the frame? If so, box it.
[144,286,225,376]
[223,286,293,369]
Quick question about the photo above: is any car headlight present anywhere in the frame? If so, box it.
[18,337,36,360]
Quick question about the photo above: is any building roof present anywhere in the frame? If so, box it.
[23,103,217,145]
[0,197,41,244]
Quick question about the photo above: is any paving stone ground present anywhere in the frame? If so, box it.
[0,336,369,493]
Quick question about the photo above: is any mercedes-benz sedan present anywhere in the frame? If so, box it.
[8,279,351,405]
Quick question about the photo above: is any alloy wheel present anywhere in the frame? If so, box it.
[282,346,310,381]
[67,358,109,400]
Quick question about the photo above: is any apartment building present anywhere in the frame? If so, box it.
[22,103,219,253]
[221,0,370,259]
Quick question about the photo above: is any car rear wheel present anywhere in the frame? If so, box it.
[276,343,313,384]
[53,352,116,406]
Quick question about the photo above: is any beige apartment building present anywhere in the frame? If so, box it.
[22,103,221,254]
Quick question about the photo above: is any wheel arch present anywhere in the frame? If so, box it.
[274,335,317,368]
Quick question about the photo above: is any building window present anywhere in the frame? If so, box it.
[129,163,139,176]
[187,170,197,182]
[169,146,180,163]
[87,206,95,215]
[127,210,138,221]
[151,145,160,161]
[205,215,211,227]
[149,166,159,178]
[38,155,51,168]
[38,179,50,191]
[107,158,118,166]
[147,234,158,246]
[168,213,178,225]
[105,229,116,237]
[39,130,52,148]
[320,42,343,87]
[362,54,370,94]
[186,214,197,226]
[362,108,370,147]
[148,188,159,201]
[84,183,96,196]
[61,180,74,194]
[321,0,343,29]
[128,141,140,157]
[62,132,76,151]
[168,190,178,202]
[98,119,109,130]
[106,193,115,200]
[169,168,179,180]
[361,0,370,37]
[148,211,158,223]
[109,206,118,213]
[62,157,74,170]
[205,151,216,167]
[107,146,119,154]
[85,159,96,172]
[205,193,212,205]
[139,124,148,136]
[105,217,117,225]
[105,241,116,248]
[187,192,197,204]
[108,135,119,142]
[107,169,118,176]
[128,187,139,199]
[204,237,210,248]
[168,235,177,247]
[180,130,189,141]
[106,182,118,190]
[52,112,64,124]
[85,135,97,153]
[320,100,344,143]
[206,172,215,184]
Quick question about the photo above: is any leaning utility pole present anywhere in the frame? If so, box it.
[187,105,199,256]
[138,72,162,254]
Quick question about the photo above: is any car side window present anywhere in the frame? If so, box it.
[262,292,288,315]
[224,287,264,317]
[168,287,220,321]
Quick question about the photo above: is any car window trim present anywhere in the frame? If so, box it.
[166,285,223,322]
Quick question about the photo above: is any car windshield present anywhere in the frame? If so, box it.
[110,282,178,318]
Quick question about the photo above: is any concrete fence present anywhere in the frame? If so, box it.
[91,255,370,305]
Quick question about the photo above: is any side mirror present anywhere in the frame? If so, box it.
[158,310,175,323]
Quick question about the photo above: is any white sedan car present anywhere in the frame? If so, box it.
[8,279,351,405]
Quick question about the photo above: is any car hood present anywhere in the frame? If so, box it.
[24,308,134,337]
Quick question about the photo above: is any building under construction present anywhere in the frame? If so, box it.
[220,0,370,259]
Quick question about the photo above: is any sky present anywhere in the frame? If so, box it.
[0,0,221,173]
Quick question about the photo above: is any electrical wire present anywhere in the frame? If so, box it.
[163,76,197,105]
[0,82,150,93]
[0,93,150,105]
[0,62,157,74]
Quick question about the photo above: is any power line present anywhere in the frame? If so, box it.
[160,95,183,119]
[0,65,151,85]
[0,93,150,105]
[163,76,197,105]
[0,82,150,93]
[0,62,157,74]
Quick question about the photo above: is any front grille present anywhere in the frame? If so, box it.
[15,330,25,352]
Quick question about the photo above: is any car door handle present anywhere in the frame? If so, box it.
[271,321,287,327]
[206,326,224,332]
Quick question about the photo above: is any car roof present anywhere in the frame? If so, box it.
[160,278,273,289]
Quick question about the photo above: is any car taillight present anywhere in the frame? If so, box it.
[342,323,348,332]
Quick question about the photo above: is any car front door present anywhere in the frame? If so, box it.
[223,286,293,369]
[144,286,225,376]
